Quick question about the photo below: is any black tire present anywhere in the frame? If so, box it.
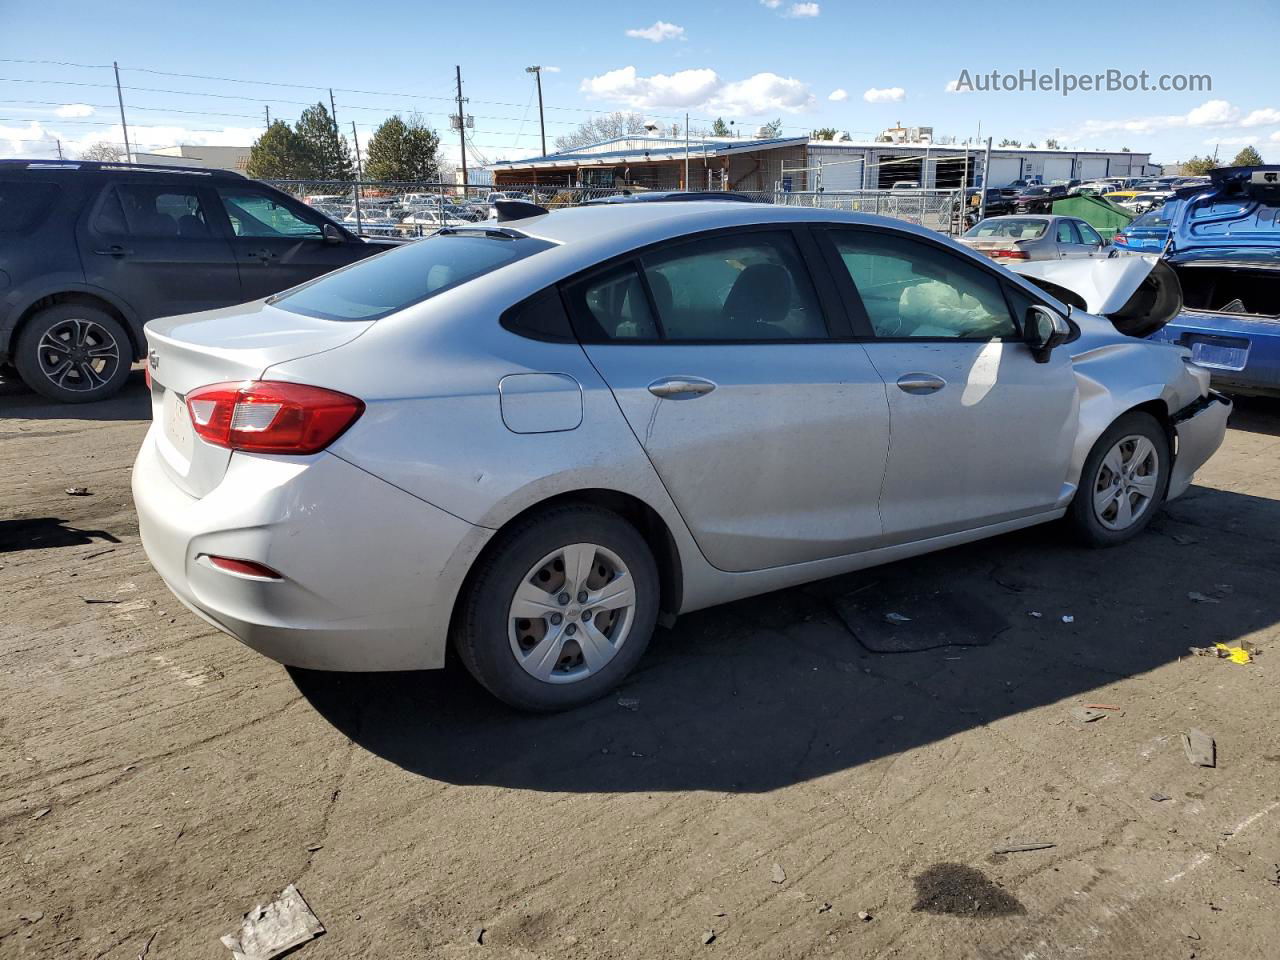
[14,303,133,403]
[454,504,659,712]
[1066,411,1171,547]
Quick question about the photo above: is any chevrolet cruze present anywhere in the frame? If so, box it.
[133,201,1230,711]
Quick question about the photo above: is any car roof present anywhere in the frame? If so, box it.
[0,158,246,179]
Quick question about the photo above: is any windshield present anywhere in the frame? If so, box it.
[273,231,555,321]
[1131,199,1183,227]
[964,218,1047,239]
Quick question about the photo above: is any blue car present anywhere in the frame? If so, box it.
[1149,166,1280,397]
[1113,199,1181,254]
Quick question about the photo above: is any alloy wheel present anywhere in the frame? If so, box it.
[35,318,121,393]
[1092,434,1160,531]
[507,542,636,684]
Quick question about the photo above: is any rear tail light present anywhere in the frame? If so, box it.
[1114,233,1128,245]
[185,381,364,454]
[989,249,1030,260]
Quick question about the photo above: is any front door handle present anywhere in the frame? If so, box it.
[896,373,947,395]
[248,248,277,262]
[93,245,133,257]
[647,377,716,399]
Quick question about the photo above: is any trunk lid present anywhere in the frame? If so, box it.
[1169,166,1280,262]
[1009,255,1183,338]
[144,300,372,497]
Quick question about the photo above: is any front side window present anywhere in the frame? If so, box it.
[95,183,210,238]
[831,230,1017,340]
[1077,222,1103,245]
[639,232,826,340]
[1056,221,1080,243]
[217,188,322,238]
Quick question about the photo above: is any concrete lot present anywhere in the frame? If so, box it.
[2,371,1279,960]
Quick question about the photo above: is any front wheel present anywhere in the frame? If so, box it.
[453,505,659,712]
[1066,412,1170,547]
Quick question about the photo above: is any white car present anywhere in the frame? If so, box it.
[401,209,467,228]
[134,203,1229,711]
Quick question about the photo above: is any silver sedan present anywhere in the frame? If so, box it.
[958,215,1113,263]
[133,203,1229,711]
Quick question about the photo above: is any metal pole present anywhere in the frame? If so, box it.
[526,66,546,157]
[264,105,271,127]
[55,139,63,160]
[978,136,993,223]
[351,121,364,236]
[455,65,468,188]
[684,113,689,189]
[113,61,131,163]
[328,89,343,179]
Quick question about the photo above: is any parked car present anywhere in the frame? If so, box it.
[889,180,921,191]
[400,208,467,228]
[133,202,1228,711]
[585,190,762,205]
[1012,184,1069,213]
[1112,200,1182,254]
[340,208,400,236]
[0,160,394,402]
[1108,191,1172,214]
[1148,165,1280,396]
[958,215,1112,262]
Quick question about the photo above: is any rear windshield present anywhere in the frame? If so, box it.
[0,179,60,233]
[965,218,1047,239]
[273,231,554,321]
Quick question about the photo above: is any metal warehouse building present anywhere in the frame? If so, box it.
[487,135,1156,192]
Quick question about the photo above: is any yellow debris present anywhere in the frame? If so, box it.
[1214,642,1252,664]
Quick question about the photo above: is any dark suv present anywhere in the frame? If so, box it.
[0,160,390,402]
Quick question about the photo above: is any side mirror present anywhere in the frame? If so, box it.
[1026,305,1071,363]
[322,222,344,244]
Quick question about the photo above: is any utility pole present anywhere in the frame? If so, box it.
[350,120,364,236]
[978,136,993,223]
[264,105,271,128]
[455,65,468,187]
[112,61,132,164]
[525,66,546,156]
[328,89,343,179]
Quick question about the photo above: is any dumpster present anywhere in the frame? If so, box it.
[1051,193,1134,242]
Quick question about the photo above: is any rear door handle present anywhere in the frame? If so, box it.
[896,373,947,395]
[647,377,716,399]
[93,245,133,257]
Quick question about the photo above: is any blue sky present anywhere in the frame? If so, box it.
[3,0,1278,166]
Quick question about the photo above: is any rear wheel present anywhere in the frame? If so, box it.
[454,504,659,712]
[14,303,132,403]
[1067,412,1170,546]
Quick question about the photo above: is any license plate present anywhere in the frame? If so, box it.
[163,389,194,460]
[1190,340,1249,371]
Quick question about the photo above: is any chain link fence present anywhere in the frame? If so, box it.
[260,179,966,238]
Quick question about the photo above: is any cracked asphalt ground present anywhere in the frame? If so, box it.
[3,369,1279,960]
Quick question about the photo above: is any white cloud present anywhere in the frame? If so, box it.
[0,118,262,162]
[625,20,685,42]
[1204,135,1261,147]
[863,86,905,104]
[581,66,814,114]
[944,79,970,94]
[1071,99,1265,139]
[785,2,820,16]
[55,103,94,118]
[1271,130,1280,143]
[1185,99,1239,126]
[759,0,782,7]
[1241,107,1280,127]
[828,88,848,102]
[542,66,562,74]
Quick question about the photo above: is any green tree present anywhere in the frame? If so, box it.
[1181,154,1217,175]
[364,113,441,182]
[1230,145,1264,166]
[294,102,353,180]
[1045,138,1062,150]
[811,127,838,140]
[998,138,1021,148]
[246,121,314,179]
[762,118,783,137]
[711,117,731,136]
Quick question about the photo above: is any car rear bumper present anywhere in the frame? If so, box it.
[1154,311,1280,396]
[1167,391,1232,501]
[132,429,491,671]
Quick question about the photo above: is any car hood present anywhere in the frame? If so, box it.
[1168,165,1280,264]
[1009,255,1183,338]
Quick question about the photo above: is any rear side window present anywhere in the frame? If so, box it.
[273,232,554,321]
[0,180,60,233]
[94,184,211,238]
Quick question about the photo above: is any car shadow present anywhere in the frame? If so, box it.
[1226,395,1280,438]
[291,482,1280,794]
[0,517,122,553]
[0,368,150,422]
